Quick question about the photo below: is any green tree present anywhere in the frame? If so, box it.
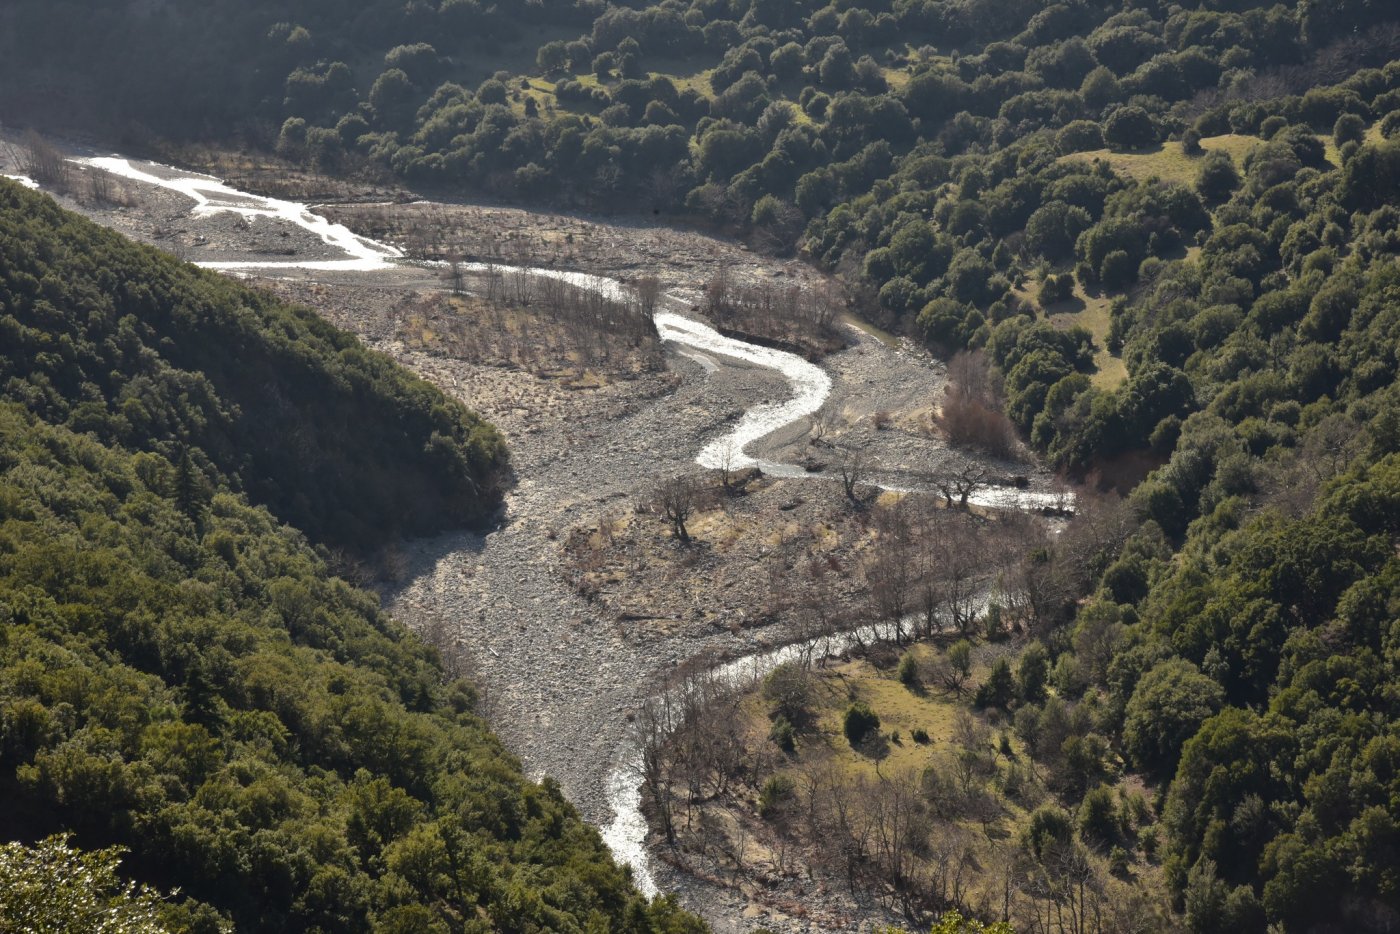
[1123,659,1224,778]
[843,701,880,745]
[1104,106,1158,150]
[975,659,1015,710]
[1196,151,1240,204]
[1016,642,1049,703]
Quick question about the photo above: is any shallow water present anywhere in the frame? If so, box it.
[82,157,403,271]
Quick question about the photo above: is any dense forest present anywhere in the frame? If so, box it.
[4,0,1400,930]
[0,182,507,550]
[0,182,702,931]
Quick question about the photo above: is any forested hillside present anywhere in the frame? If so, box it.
[0,183,701,931]
[0,182,506,549]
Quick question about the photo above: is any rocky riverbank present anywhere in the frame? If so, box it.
[2,139,1062,930]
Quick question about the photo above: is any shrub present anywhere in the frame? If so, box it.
[1038,273,1075,305]
[763,662,812,724]
[769,715,796,752]
[1099,249,1137,289]
[1024,806,1073,861]
[758,774,795,818]
[975,659,1016,710]
[898,652,920,688]
[935,352,1017,458]
[1057,119,1104,153]
[843,701,880,745]
[1109,845,1130,877]
[1016,642,1050,703]
[1334,113,1366,146]
[1079,784,1120,844]
[1260,115,1287,139]
[1141,827,1159,860]
[1104,106,1157,150]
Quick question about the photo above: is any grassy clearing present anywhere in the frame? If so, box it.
[658,632,1174,927]
[1018,275,1127,391]
[1060,133,1262,186]
[1323,121,1386,165]
[805,651,1001,778]
[1065,126,1386,186]
[1048,287,1126,390]
[659,68,716,99]
[881,67,911,91]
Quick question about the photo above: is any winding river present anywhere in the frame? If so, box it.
[66,154,1065,898]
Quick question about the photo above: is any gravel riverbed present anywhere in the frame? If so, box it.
[4,142,1060,930]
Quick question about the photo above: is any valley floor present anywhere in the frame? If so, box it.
[1,138,1063,931]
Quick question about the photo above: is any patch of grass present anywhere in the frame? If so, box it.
[802,650,1001,778]
[1323,121,1386,166]
[656,69,717,99]
[1048,286,1125,390]
[1060,133,1263,186]
[881,67,911,91]
[1024,274,1127,390]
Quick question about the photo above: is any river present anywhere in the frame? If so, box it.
[66,153,1066,901]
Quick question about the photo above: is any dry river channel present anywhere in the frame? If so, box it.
[10,148,1067,931]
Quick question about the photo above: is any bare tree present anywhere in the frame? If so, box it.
[809,406,835,445]
[867,770,931,920]
[934,351,1017,458]
[911,503,989,635]
[937,464,990,510]
[635,693,679,844]
[446,253,466,294]
[838,448,869,505]
[716,441,740,495]
[867,504,915,642]
[18,130,70,189]
[654,475,699,544]
[633,276,662,317]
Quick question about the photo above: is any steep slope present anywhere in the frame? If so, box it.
[0,180,506,549]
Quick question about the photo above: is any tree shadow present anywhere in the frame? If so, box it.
[1042,294,1086,315]
[855,732,891,761]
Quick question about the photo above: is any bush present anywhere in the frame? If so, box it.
[1079,784,1120,844]
[1017,642,1050,703]
[1109,845,1130,877]
[758,774,795,818]
[1099,249,1137,289]
[898,651,920,688]
[843,701,880,745]
[1024,806,1073,861]
[975,659,1016,710]
[1057,119,1104,153]
[1038,273,1075,305]
[1197,151,1240,203]
[912,727,931,744]
[763,662,812,724]
[1334,113,1366,146]
[769,715,796,752]
[1260,115,1287,139]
